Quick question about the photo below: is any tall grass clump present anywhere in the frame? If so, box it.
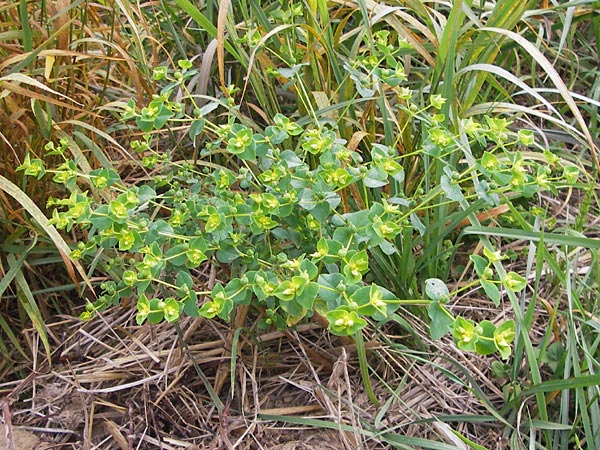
[0,0,154,365]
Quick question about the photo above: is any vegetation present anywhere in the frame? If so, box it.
[1,0,599,448]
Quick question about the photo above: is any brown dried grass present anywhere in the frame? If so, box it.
[0,290,522,449]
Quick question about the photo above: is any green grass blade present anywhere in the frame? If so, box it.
[355,329,380,406]
[457,63,561,116]
[230,326,243,399]
[0,313,27,360]
[171,0,240,60]
[63,119,128,168]
[0,241,34,299]
[463,226,600,249]
[384,344,513,428]
[112,0,148,69]
[480,26,600,163]
[0,175,94,295]
[564,252,600,448]
[0,244,35,360]
[157,0,187,58]
[431,0,464,122]
[257,414,466,449]
[462,0,536,109]
[174,323,225,414]
[7,253,51,361]
[18,0,32,52]
[522,373,600,396]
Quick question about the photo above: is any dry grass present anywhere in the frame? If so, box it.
[0,307,507,449]
[0,244,558,449]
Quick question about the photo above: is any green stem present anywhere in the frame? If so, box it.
[355,329,379,406]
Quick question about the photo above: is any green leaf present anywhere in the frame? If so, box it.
[364,165,388,188]
[249,270,277,301]
[440,174,464,202]
[370,284,398,320]
[410,213,426,236]
[164,243,189,267]
[475,180,499,206]
[188,118,205,140]
[280,150,304,168]
[295,282,319,310]
[227,124,255,156]
[425,278,450,302]
[135,115,154,133]
[350,71,375,98]
[428,302,453,340]
[186,248,207,267]
[137,185,156,204]
[183,295,200,318]
[108,200,129,223]
[225,278,251,305]
[118,230,138,251]
[90,168,121,188]
[563,165,579,184]
[349,285,371,309]
[252,214,278,230]
[480,280,501,306]
[17,153,46,179]
[216,243,239,263]
[202,284,234,320]
[153,102,175,129]
[148,299,164,324]
[317,273,345,306]
[274,280,297,301]
[483,247,504,264]
[278,63,308,79]
[491,361,511,378]
[177,59,192,70]
[429,94,446,109]
[343,250,369,284]
[474,320,497,356]
[199,301,218,319]
[299,189,318,211]
[205,212,223,233]
[522,373,600,396]
[299,259,318,281]
[265,125,288,144]
[122,270,137,287]
[539,342,565,372]
[470,255,488,278]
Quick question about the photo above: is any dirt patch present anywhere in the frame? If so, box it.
[0,425,39,450]
[270,432,342,450]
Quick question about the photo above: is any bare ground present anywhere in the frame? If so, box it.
[0,296,522,450]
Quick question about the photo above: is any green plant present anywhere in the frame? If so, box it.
[3,0,600,447]
[21,56,583,362]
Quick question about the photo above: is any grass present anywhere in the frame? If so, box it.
[1,0,599,448]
